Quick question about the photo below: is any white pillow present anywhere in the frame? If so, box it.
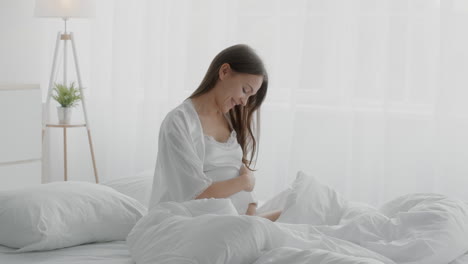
[256,188,291,214]
[101,170,153,207]
[0,181,147,252]
[277,171,347,225]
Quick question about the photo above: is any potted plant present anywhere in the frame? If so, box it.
[52,82,82,124]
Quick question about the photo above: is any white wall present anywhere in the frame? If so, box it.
[0,0,46,84]
[0,0,97,183]
[3,0,468,205]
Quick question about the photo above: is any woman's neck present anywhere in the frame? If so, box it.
[191,90,224,117]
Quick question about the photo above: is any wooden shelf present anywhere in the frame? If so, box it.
[43,122,97,183]
[41,31,99,184]
[46,123,86,128]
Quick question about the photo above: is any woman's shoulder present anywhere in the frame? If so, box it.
[161,99,198,129]
[159,99,205,155]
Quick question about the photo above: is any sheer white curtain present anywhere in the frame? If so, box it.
[44,0,468,206]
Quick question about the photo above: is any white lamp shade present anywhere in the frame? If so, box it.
[34,0,96,18]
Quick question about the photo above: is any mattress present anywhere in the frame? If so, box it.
[1,241,468,264]
[0,241,133,264]
[453,253,468,264]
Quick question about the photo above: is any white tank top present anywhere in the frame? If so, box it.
[203,130,257,214]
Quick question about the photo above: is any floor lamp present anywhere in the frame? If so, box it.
[35,0,99,183]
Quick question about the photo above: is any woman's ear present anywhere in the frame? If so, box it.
[218,63,231,81]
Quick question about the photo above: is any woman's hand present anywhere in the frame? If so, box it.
[239,164,255,192]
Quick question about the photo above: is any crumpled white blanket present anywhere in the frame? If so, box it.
[127,171,468,264]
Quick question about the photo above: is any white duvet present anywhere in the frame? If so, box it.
[127,171,468,264]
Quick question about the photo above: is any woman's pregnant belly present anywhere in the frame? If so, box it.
[204,166,239,182]
[204,166,253,214]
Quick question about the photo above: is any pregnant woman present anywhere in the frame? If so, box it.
[149,44,281,221]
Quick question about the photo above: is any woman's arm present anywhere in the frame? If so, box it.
[196,175,248,199]
[196,164,255,199]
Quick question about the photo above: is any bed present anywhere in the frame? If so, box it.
[0,173,152,264]
[1,171,468,264]
[2,84,468,264]
[0,241,132,264]
[1,235,467,264]
[0,83,145,263]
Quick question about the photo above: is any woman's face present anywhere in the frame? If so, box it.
[216,64,263,114]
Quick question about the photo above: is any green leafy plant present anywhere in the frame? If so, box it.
[52,82,82,108]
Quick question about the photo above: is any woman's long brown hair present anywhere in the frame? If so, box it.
[189,44,268,170]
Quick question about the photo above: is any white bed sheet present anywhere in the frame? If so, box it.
[127,172,468,264]
[0,241,133,264]
[452,253,468,264]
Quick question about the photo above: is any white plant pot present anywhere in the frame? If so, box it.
[57,106,72,124]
